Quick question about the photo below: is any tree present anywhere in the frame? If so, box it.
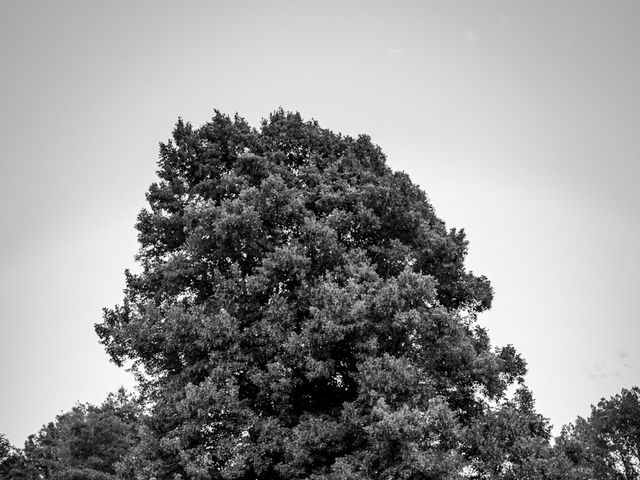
[96,110,532,479]
[22,389,141,480]
[1,434,20,477]
[557,386,640,480]
[1,433,14,467]
[462,387,582,480]
[0,433,36,480]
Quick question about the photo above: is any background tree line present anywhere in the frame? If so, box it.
[2,111,638,480]
[3,387,639,479]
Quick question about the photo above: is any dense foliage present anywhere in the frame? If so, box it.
[557,387,640,480]
[1,433,30,479]
[2,111,636,480]
[1,390,141,480]
[93,110,537,479]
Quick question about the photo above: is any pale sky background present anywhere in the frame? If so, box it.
[1,1,639,447]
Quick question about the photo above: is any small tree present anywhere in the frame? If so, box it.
[23,389,141,480]
[1,434,14,466]
[463,387,583,480]
[1,434,19,477]
[558,386,640,480]
[96,110,534,479]
[1,433,37,480]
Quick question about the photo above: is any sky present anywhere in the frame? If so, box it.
[1,1,639,447]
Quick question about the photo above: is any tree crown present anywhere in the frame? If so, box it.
[95,110,528,480]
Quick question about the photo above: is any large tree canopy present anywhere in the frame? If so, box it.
[96,110,535,480]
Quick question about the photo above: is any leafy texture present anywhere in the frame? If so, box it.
[558,387,640,480]
[20,389,140,480]
[95,110,537,479]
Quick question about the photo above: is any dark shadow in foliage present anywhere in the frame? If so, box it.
[51,468,119,480]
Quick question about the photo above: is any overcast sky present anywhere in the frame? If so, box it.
[1,1,639,447]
